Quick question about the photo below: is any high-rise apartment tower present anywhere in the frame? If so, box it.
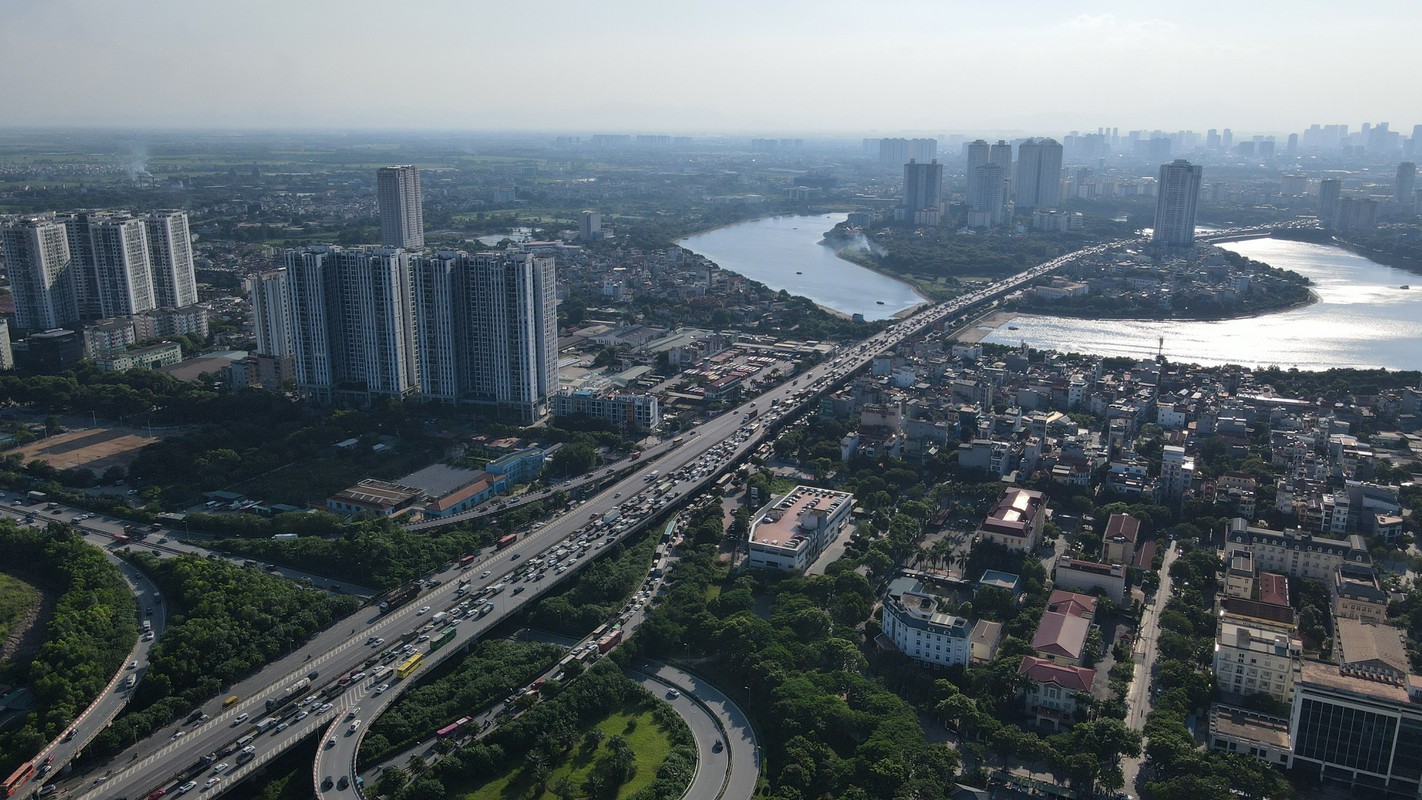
[376,165,424,249]
[1152,159,1203,249]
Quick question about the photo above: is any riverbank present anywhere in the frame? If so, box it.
[1004,288,1320,325]
[955,312,1021,344]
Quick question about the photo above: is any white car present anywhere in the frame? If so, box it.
[373,683,390,695]
[416,606,431,615]
[481,570,491,578]
[203,777,220,790]
[295,710,309,721]
[212,763,229,774]
[317,703,333,713]
[233,713,248,724]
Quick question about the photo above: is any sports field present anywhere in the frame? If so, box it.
[11,426,167,473]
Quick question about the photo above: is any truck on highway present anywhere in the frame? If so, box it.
[496,533,519,550]
[601,508,621,525]
[26,491,46,504]
[379,583,421,613]
[596,629,623,654]
[265,677,311,711]
[272,533,298,540]
[644,470,659,482]
[256,716,281,733]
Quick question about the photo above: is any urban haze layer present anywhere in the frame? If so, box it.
[0,123,1419,800]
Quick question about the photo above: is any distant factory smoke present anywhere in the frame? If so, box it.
[124,140,151,183]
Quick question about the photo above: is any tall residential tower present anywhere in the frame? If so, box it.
[1152,159,1204,249]
[376,166,424,249]
[0,217,78,331]
[1014,138,1064,209]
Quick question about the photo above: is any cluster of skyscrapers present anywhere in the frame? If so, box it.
[1,210,199,332]
[897,138,1064,228]
[249,167,560,422]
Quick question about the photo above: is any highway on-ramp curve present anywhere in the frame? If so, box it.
[0,507,167,798]
[629,664,759,800]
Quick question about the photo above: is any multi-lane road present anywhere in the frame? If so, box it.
[59,233,1165,800]
[0,505,167,795]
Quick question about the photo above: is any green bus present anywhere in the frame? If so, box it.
[430,626,458,652]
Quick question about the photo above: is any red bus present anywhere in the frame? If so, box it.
[112,533,131,546]
[3,761,35,798]
[458,554,476,568]
[496,533,518,550]
[436,716,472,738]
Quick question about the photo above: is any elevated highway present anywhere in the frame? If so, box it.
[67,230,1211,800]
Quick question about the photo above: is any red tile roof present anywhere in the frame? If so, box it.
[1047,589,1098,618]
[1257,572,1290,607]
[1019,656,1096,692]
[1105,513,1140,544]
[1132,539,1159,571]
[1031,611,1091,661]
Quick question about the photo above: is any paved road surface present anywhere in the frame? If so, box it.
[65,231,1187,800]
[1123,541,1179,792]
[632,662,759,800]
[0,505,169,798]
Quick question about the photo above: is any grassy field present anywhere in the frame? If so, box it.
[458,705,673,800]
[0,572,40,650]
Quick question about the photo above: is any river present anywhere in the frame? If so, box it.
[980,238,1422,370]
[678,214,927,321]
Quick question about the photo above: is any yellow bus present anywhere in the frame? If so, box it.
[395,652,424,680]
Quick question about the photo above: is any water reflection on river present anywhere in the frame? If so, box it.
[983,238,1422,370]
[678,214,926,321]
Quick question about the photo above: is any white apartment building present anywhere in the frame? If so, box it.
[748,486,853,571]
[1158,444,1194,505]
[334,247,419,401]
[247,269,293,358]
[1225,518,1371,582]
[553,389,661,430]
[0,216,77,330]
[1215,617,1301,703]
[882,590,974,668]
[376,165,424,249]
[467,252,559,423]
[143,211,198,308]
[283,248,336,401]
[88,215,156,318]
[4,210,200,332]
[268,247,558,420]
[411,251,461,404]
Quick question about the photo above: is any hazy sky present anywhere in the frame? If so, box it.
[2,0,1417,136]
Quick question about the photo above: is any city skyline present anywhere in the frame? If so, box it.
[2,0,1419,134]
